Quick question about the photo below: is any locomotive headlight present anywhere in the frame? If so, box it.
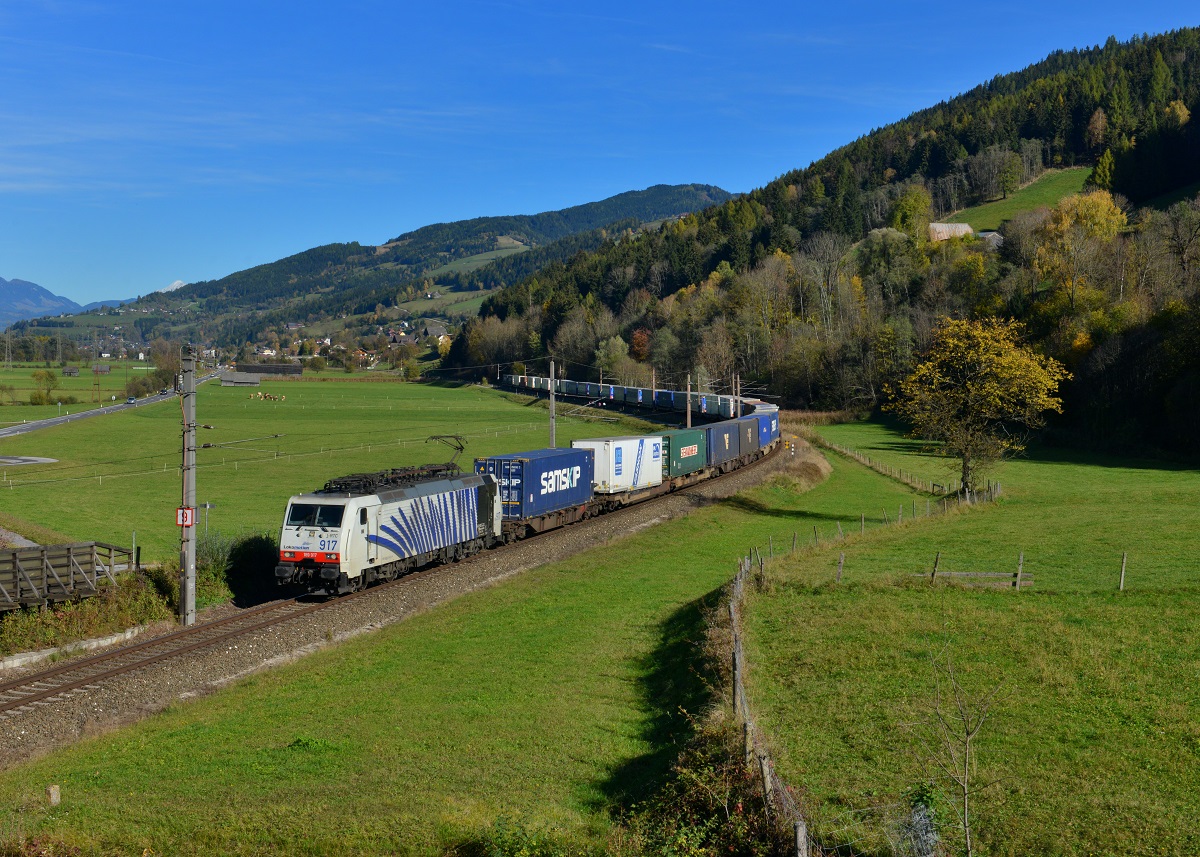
[324,553,339,562]
[283,551,295,559]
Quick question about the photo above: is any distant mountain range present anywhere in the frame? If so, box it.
[0,278,135,328]
[11,183,731,345]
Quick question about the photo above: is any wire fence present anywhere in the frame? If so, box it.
[808,435,1003,503]
[728,554,943,856]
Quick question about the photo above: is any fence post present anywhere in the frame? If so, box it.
[732,645,742,718]
[837,552,844,583]
[898,505,903,524]
[758,754,774,817]
[792,532,797,552]
[837,521,844,540]
[795,819,809,857]
[1120,552,1127,591]
[931,552,941,581]
[1016,551,1024,590]
[812,525,818,546]
[744,720,753,765]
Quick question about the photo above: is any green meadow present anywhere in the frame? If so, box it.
[0,360,159,421]
[1,393,1195,855]
[0,381,652,557]
[743,422,1200,856]
[946,167,1090,231]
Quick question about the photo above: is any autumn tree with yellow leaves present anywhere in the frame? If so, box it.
[889,317,1070,495]
[1033,191,1127,311]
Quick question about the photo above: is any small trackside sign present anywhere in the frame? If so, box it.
[176,507,195,527]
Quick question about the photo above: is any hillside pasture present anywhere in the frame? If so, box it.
[743,421,1200,856]
[945,167,1090,231]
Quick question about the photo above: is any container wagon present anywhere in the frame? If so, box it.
[705,422,740,471]
[736,416,761,459]
[572,436,664,498]
[474,448,595,540]
[660,428,708,479]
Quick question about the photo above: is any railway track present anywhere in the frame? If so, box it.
[0,597,331,717]
[0,444,781,719]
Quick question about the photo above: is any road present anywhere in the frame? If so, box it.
[0,372,219,441]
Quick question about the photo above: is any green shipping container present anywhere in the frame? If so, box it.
[660,428,708,478]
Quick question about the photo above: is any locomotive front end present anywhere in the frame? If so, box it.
[276,498,349,593]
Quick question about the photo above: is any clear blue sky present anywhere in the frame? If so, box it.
[1,1,1194,304]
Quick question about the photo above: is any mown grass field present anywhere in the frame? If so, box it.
[743,422,1200,856]
[0,381,655,558]
[0,427,858,855]
[946,167,1090,231]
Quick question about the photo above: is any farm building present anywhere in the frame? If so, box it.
[220,372,261,387]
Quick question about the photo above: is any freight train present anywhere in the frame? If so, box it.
[275,375,780,594]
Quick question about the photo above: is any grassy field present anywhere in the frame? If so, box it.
[946,168,1090,231]
[0,361,159,421]
[0,381,654,558]
[424,244,528,278]
[0,431,858,855]
[743,422,1200,856]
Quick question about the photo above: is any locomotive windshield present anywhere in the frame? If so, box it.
[286,503,346,528]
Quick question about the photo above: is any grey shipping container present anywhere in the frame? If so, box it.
[737,416,760,454]
[474,448,594,520]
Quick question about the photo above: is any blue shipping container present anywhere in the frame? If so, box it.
[474,448,594,520]
[654,389,674,409]
[754,413,774,447]
[706,422,740,468]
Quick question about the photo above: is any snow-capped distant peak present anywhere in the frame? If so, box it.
[161,279,187,292]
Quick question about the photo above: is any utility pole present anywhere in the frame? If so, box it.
[651,368,656,405]
[686,373,692,429]
[549,359,557,448]
[734,374,741,417]
[178,345,197,627]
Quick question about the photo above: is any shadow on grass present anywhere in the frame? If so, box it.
[227,534,285,607]
[721,493,916,526]
[588,585,724,814]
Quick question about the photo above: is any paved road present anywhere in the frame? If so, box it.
[0,372,219,441]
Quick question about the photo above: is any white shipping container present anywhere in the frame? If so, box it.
[571,436,664,493]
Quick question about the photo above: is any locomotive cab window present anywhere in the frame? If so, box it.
[359,508,367,525]
[286,503,345,528]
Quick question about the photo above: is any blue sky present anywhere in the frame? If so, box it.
[1,1,1195,305]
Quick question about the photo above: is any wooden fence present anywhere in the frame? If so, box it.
[0,542,136,611]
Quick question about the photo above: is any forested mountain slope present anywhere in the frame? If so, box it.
[105,184,732,346]
[449,28,1200,455]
